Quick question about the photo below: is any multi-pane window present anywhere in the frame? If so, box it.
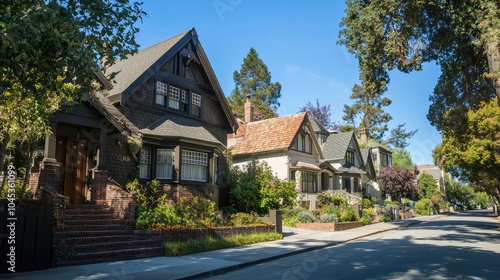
[192,93,201,116]
[181,91,189,113]
[156,149,173,179]
[139,147,152,179]
[346,150,355,165]
[181,150,208,182]
[169,85,182,109]
[380,153,392,167]
[301,171,318,193]
[155,81,168,105]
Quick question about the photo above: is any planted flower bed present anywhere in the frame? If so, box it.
[295,221,363,232]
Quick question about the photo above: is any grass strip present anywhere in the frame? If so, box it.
[164,232,282,256]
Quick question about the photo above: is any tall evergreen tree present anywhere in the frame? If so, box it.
[386,123,418,149]
[228,48,282,121]
[342,83,392,141]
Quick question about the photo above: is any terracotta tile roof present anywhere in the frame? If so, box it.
[231,113,307,155]
[291,161,321,171]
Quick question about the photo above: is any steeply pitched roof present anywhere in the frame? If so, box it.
[360,148,371,163]
[231,113,307,156]
[323,131,355,160]
[309,115,329,134]
[98,28,237,133]
[417,165,443,180]
[139,114,223,147]
[105,30,190,103]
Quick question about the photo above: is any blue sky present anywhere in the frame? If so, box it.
[134,1,442,165]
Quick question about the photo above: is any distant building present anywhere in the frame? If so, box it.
[416,164,446,195]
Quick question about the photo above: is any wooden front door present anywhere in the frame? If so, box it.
[59,138,88,204]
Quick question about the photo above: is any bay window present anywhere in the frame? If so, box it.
[156,149,173,179]
[181,149,208,182]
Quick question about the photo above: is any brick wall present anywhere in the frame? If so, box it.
[296,221,364,232]
[105,184,136,224]
[90,169,108,204]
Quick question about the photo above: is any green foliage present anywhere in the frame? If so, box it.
[173,196,220,228]
[418,173,439,200]
[319,213,339,223]
[295,211,316,223]
[362,198,372,209]
[474,192,490,209]
[414,199,434,216]
[228,161,298,215]
[228,47,282,120]
[282,207,303,227]
[386,123,418,149]
[164,232,283,256]
[391,148,415,171]
[434,98,500,203]
[361,214,372,226]
[380,215,392,223]
[317,191,347,208]
[228,212,264,226]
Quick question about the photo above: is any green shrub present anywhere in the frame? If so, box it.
[296,211,316,223]
[362,198,372,209]
[174,196,221,227]
[380,215,392,222]
[362,208,374,216]
[414,199,433,215]
[282,207,304,227]
[361,214,372,225]
[319,213,338,223]
[229,212,263,226]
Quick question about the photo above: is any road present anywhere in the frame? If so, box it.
[210,210,500,280]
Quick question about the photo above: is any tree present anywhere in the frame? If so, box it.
[417,173,438,200]
[342,83,392,141]
[299,99,335,130]
[445,174,475,205]
[338,0,500,135]
[391,148,414,171]
[378,166,417,201]
[386,123,418,149]
[228,48,282,120]
[433,97,500,204]
[0,0,145,193]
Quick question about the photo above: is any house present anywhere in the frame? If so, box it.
[322,131,367,196]
[30,28,238,208]
[416,164,446,195]
[228,98,336,209]
[360,147,378,199]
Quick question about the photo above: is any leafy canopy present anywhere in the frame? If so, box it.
[417,173,439,200]
[338,0,500,135]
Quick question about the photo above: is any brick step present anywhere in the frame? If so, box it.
[64,219,125,225]
[65,209,113,215]
[55,247,164,267]
[58,229,137,238]
[66,234,161,244]
[63,224,135,231]
[72,238,162,253]
[65,213,116,220]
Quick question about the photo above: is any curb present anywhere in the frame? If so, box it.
[177,218,435,280]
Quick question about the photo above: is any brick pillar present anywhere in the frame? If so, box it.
[38,159,61,194]
[91,169,108,204]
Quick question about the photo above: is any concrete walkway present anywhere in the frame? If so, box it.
[1,215,446,280]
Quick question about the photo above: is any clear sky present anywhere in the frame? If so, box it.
[134,0,442,165]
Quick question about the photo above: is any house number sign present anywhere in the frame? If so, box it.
[117,155,131,162]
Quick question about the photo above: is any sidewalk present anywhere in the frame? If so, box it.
[1,215,445,280]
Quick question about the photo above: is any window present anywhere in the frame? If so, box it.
[213,155,219,185]
[346,150,355,165]
[155,81,168,105]
[156,149,173,179]
[169,85,182,109]
[192,93,201,116]
[139,147,152,179]
[181,91,189,113]
[292,134,312,154]
[380,153,392,167]
[301,171,318,193]
[181,150,208,182]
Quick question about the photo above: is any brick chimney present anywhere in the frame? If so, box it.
[244,95,253,123]
[360,127,368,143]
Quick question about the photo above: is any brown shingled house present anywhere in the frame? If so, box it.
[28,29,238,264]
